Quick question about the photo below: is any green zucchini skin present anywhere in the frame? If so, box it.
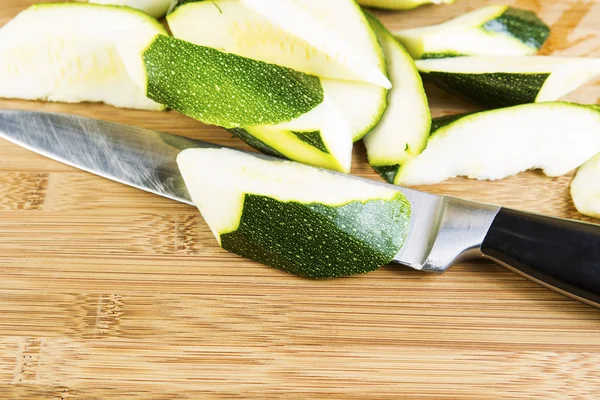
[142,35,324,128]
[481,8,550,52]
[169,0,195,12]
[221,193,410,279]
[421,53,464,60]
[291,131,329,154]
[372,165,400,184]
[417,55,600,108]
[421,71,550,108]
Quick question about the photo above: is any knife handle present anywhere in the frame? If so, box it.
[481,208,600,307]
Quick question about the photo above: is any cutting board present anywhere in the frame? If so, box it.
[1,0,599,398]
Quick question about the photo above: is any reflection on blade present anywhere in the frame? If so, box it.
[0,110,221,205]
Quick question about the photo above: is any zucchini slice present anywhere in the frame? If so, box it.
[357,0,454,10]
[239,0,390,88]
[416,56,600,108]
[396,103,600,186]
[167,0,388,141]
[321,79,387,142]
[394,5,550,59]
[177,148,411,279]
[0,3,166,110]
[571,153,600,219]
[90,0,172,18]
[231,97,354,173]
[363,14,431,184]
[169,0,389,88]
[122,34,353,172]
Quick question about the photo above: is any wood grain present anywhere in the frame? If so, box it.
[0,0,599,398]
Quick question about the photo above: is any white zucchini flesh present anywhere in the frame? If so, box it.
[396,103,600,186]
[168,0,362,81]
[239,0,390,88]
[402,5,505,32]
[177,148,398,241]
[89,0,172,18]
[416,56,600,102]
[0,3,165,110]
[167,0,387,141]
[309,79,385,142]
[357,0,454,10]
[363,15,431,168]
[244,96,354,173]
[394,5,536,59]
[571,153,600,219]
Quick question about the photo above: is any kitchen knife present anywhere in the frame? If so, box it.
[1,109,599,307]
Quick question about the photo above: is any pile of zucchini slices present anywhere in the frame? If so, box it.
[1,0,599,277]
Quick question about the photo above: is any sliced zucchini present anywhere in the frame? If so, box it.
[416,56,600,108]
[394,5,550,59]
[396,103,600,186]
[177,148,411,279]
[357,0,454,10]
[571,153,600,219]
[0,2,166,110]
[235,0,390,88]
[231,97,354,172]
[321,79,387,142]
[90,0,172,18]
[167,0,387,141]
[363,14,431,184]
[121,34,353,171]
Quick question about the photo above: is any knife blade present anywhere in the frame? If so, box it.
[1,109,600,308]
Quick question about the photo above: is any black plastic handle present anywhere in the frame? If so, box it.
[481,208,600,307]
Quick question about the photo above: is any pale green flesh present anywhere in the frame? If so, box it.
[90,0,172,18]
[0,2,166,110]
[396,103,600,186]
[321,79,387,142]
[363,14,431,183]
[239,97,354,173]
[169,0,389,87]
[416,56,600,107]
[357,0,454,10]
[177,148,411,279]
[394,5,544,59]
[167,0,387,142]
[241,0,390,88]
[571,153,600,219]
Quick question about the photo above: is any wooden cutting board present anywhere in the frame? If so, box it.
[0,0,599,398]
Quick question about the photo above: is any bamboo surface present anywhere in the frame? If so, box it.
[1,0,600,398]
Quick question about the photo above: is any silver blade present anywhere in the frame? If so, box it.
[0,109,497,271]
[0,109,221,205]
